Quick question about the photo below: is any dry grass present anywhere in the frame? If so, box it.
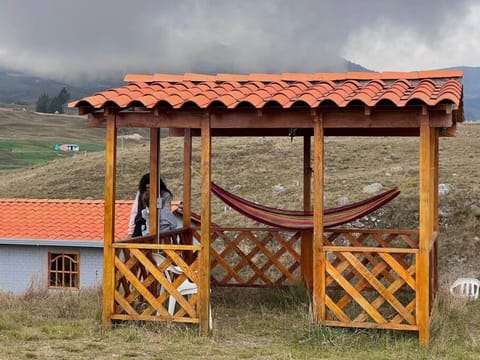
[0,119,480,358]
[1,285,479,359]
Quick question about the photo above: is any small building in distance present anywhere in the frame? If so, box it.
[55,144,80,152]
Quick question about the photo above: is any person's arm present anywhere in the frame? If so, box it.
[165,210,178,230]
[127,191,140,237]
[160,208,178,231]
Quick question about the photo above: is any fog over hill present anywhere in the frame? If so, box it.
[1,62,479,121]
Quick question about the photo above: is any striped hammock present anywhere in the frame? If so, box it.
[211,182,404,230]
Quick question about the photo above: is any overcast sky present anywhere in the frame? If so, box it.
[0,0,479,82]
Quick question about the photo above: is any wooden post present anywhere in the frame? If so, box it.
[183,128,192,234]
[301,135,313,287]
[312,111,325,322]
[418,107,433,346]
[102,111,117,329]
[150,128,159,236]
[199,112,211,334]
[183,128,193,264]
[432,129,439,295]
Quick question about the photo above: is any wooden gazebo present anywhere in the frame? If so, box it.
[70,70,463,345]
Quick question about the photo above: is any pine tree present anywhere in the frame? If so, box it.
[35,93,51,113]
[57,87,70,104]
[35,88,71,114]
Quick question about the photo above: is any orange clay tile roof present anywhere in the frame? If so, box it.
[0,199,134,242]
[69,70,463,110]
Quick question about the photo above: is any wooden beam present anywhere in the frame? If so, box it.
[418,108,433,346]
[170,128,426,137]
[150,128,160,236]
[312,111,325,323]
[87,108,453,130]
[102,112,117,329]
[301,135,313,287]
[199,111,211,335]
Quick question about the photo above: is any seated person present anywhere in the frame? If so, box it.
[133,189,178,236]
[129,173,150,237]
[128,174,172,237]
[159,190,177,232]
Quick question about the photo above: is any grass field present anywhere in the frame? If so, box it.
[0,285,479,359]
[0,105,106,169]
[0,139,104,169]
[0,110,479,358]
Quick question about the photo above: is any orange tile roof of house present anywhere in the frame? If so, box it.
[69,70,463,111]
[0,199,134,242]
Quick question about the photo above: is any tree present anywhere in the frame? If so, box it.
[35,93,51,113]
[35,87,71,114]
[57,87,70,105]
[48,96,63,114]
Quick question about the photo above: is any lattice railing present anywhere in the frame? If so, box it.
[324,228,419,249]
[111,229,202,324]
[322,229,419,330]
[111,226,421,331]
[193,227,302,287]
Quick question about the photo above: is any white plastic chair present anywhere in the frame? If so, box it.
[449,277,480,300]
[152,252,212,329]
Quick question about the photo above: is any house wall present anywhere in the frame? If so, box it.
[0,244,103,294]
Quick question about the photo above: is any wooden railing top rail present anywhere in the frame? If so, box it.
[323,246,419,254]
[116,234,156,244]
[115,227,191,244]
[197,226,420,235]
[327,228,419,235]
[113,243,201,250]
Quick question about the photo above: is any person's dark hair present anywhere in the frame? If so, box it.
[138,173,150,192]
[138,173,172,196]
[141,189,150,208]
[160,178,172,196]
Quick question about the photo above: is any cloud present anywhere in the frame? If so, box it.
[343,2,480,71]
[0,0,475,81]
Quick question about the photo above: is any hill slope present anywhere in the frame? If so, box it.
[1,123,479,279]
[448,66,480,120]
[0,107,107,169]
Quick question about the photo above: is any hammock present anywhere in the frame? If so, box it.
[211,182,406,230]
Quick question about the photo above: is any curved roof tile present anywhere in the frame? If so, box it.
[0,199,133,241]
[69,71,463,110]
[296,93,321,107]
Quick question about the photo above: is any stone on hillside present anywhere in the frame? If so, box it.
[118,133,143,141]
[470,205,480,218]
[336,196,349,206]
[390,166,403,173]
[438,183,453,196]
[272,184,285,195]
[231,184,241,191]
[384,153,400,161]
[363,183,383,194]
[260,136,273,145]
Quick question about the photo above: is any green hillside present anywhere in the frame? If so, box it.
[0,106,106,169]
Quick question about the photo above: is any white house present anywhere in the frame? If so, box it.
[0,198,132,294]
